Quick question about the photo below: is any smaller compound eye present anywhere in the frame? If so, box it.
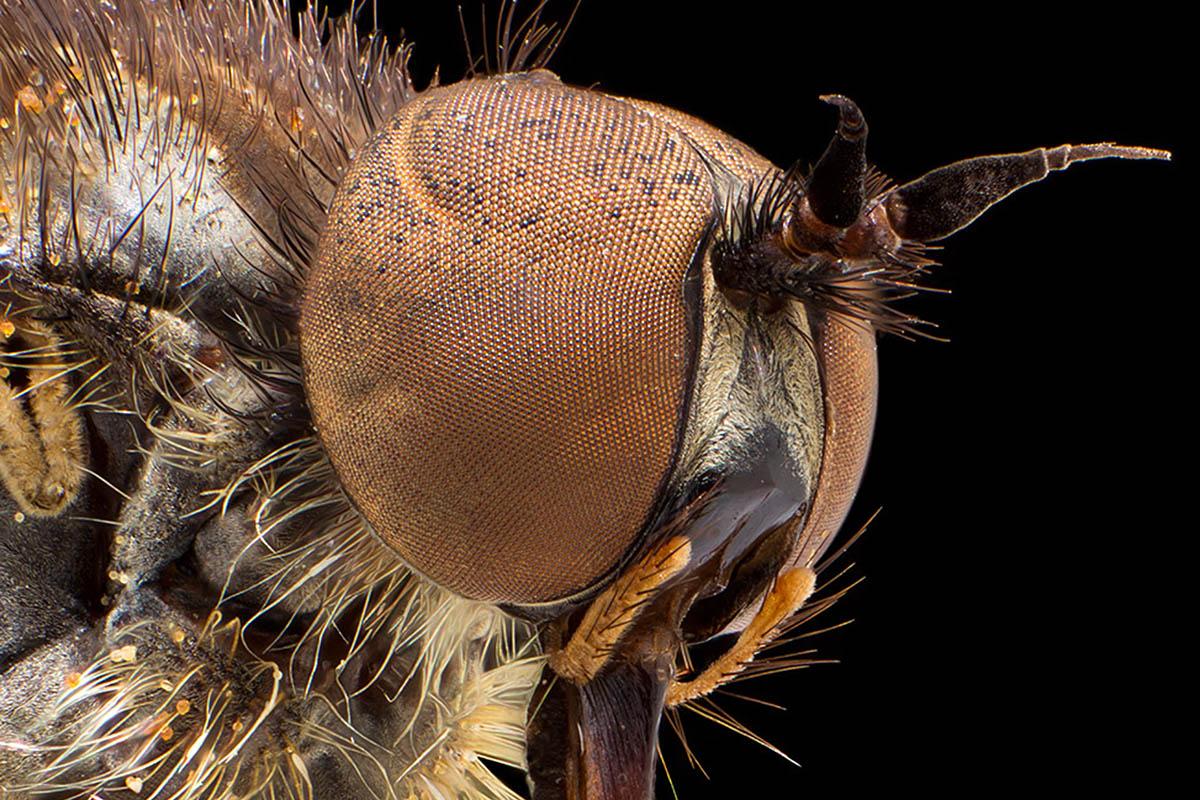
[788,315,878,570]
[299,74,715,607]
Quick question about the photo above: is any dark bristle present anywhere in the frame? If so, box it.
[458,0,581,77]
[864,164,894,202]
[716,168,799,255]
[713,164,944,338]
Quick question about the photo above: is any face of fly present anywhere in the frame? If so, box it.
[517,94,1168,800]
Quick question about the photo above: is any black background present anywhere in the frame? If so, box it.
[304,2,1185,795]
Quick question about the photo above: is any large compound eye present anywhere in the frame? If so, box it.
[299,73,713,606]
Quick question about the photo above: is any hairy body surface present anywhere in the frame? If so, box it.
[0,3,1170,799]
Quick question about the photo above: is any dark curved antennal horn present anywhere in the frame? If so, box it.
[806,94,869,228]
[886,143,1171,242]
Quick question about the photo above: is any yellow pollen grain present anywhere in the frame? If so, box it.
[64,671,82,688]
[53,80,67,96]
[69,65,84,80]
[12,511,22,524]
[0,368,9,380]
[230,719,243,733]
[17,86,45,114]
[125,775,144,793]
[160,726,174,742]
[170,628,186,645]
[0,116,10,129]
[176,699,191,715]
[189,93,199,106]
[109,644,138,664]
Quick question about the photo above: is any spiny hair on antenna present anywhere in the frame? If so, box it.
[711,94,1168,337]
[712,168,937,339]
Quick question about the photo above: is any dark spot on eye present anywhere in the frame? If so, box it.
[673,171,700,185]
[610,210,621,219]
[518,215,540,229]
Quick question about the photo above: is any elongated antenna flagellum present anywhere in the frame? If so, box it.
[885,143,1171,242]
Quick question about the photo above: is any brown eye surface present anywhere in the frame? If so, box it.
[300,73,714,605]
